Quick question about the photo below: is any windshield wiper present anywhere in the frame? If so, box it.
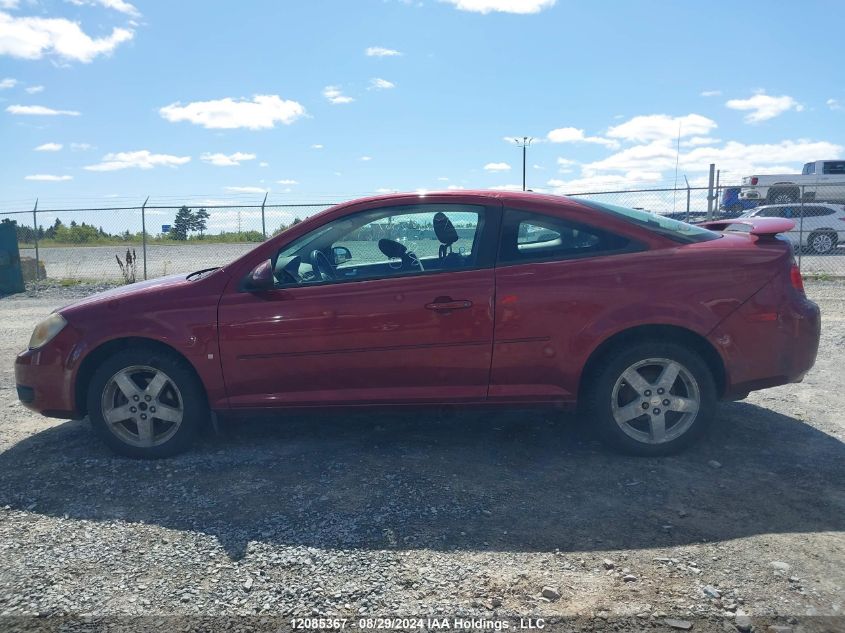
[186,267,220,280]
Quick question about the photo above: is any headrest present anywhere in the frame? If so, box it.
[433,212,459,246]
[378,238,407,259]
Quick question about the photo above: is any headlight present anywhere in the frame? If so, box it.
[28,313,68,350]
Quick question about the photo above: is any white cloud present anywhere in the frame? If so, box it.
[259,161,269,167]
[160,95,305,130]
[826,98,841,111]
[0,76,15,88]
[375,187,397,193]
[360,155,373,161]
[276,179,298,185]
[224,186,267,193]
[34,142,62,151]
[200,151,256,166]
[70,142,91,150]
[442,0,556,14]
[311,144,323,149]
[0,12,134,62]
[323,85,353,104]
[484,162,511,172]
[25,173,71,181]
[437,176,449,181]
[66,0,140,17]
[607,113,717,142]
[533,163,545,170]
[489,184,522,191]
[447,185,465,190]
[369,77,395,90]
[547,126,618,148]
[0,1,19,9]
[84,150,191,171]
[365,46,402,57]
[725,93,801,123]
[680,136,720,147]
[700,90,721,97]
[6,104,79,115]
[25,84,43,93]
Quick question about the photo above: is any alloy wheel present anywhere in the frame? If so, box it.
[611,357,701,445]
[100,365,184,448]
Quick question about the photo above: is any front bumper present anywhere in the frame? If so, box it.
[15,334,80,419]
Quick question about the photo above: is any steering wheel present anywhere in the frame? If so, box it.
[309,249,336,281]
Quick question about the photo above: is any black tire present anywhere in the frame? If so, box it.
[806,231,837,255]
[583,341,716,456]
[86,346,207,458]
[767,187,799,204]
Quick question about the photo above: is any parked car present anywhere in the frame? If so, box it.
[740,160,845,204]
[721,186,760,214]
[739,203,845,254]
[16,191,820,458]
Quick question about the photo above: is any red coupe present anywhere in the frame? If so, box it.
[15,191,820,457]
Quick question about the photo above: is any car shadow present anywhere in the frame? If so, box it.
[0,401,842,560]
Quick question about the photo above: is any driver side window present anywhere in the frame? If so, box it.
[272,204,486,287]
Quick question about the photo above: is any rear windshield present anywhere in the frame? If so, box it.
[578,200,721,244]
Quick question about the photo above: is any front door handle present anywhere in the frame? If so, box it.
[425,297,473,313]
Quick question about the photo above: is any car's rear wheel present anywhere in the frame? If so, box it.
[87,347,207,458]
[807,231,837,255]
[584,341,716,456]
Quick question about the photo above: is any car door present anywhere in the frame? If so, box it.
[217,202,500,407]
[489,205,642,402]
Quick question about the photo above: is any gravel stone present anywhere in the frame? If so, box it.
[0,281,843,625]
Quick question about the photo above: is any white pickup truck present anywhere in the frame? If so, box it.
[740,160,845,204]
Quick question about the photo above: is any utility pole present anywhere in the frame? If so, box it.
[512,136,533,191]
[683,175,691,223]
[714,169,721,217]
[141,196,149,280]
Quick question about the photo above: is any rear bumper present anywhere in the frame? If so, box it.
[709,289,820,399]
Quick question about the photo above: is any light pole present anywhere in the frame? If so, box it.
[512,136,533,191]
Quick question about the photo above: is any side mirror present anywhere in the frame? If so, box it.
[332,246,352,265]
[244,259,274,291]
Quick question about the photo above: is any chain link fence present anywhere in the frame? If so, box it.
[2,183,844,284]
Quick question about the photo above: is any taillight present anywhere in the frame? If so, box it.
[790,262,805,294]
[751,177,759,185]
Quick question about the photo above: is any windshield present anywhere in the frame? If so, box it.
[578,201,721,243]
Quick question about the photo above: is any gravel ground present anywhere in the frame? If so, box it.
[0,281,843,633]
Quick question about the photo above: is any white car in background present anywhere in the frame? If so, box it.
[739,203,845,254]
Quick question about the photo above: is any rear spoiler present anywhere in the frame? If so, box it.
[698,217,795,237]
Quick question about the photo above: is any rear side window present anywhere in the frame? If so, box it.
[499,209,633,264]
[803,207,835,217]
[823,161,845,175]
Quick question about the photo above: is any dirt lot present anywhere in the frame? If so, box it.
[0,282,843,633]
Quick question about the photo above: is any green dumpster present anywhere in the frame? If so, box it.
[0,222,25,295]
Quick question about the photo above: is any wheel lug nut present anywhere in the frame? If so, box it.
[657,388,664,395]
[140,414,147,420]
[133,395,139,401]
[653,408,661,415]
[641,402,649,410]
[130,407,137,413]
[663,399,670,406]
[150,407,156,413]
[644,390,652,397]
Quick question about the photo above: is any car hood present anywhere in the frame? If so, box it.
[57,273,192,313]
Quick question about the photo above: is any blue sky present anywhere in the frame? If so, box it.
[1,0,844,217]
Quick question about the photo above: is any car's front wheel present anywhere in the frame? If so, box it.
[584,341,716,455]
[87,347,207,458]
